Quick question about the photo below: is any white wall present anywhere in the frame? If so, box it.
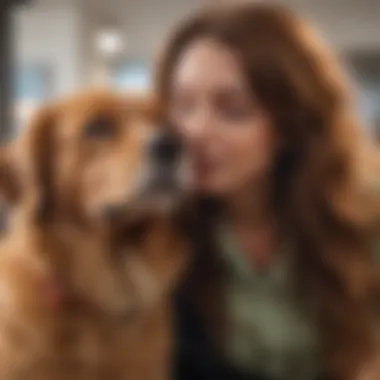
[12,0,380,95]
[108,0,380,59]
[283,0,380,51]
[115,0,204,61]
[13,3,85,97]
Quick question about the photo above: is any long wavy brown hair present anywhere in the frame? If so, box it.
[156,3,380,379]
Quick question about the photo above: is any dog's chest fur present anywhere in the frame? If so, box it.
[0,287,172,380]
[0,236,175,380]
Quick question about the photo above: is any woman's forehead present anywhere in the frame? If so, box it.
[172,39,247,92]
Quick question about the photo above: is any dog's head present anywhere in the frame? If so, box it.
[5,90,190,318]
[14,90,189,228]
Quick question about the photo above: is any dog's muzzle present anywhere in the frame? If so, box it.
[148,131,182,168]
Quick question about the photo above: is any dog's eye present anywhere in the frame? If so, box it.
[120,220,150,248]
[84,117,116,139]
[161,121,177,131]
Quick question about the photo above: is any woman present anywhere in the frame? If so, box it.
[156,3,380,380]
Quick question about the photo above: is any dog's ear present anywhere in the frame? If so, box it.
[0,143,22,205]
[20,105,57,223]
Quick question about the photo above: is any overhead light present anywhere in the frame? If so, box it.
[95,27,125,58]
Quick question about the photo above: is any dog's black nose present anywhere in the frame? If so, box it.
[150,132,182,165]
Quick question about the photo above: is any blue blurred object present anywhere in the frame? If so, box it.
[112,61,151,92]
[15,64,52,101]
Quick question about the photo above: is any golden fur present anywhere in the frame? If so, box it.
[0,90,187,380]
[0,143,21,206]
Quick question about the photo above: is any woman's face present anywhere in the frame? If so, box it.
[169,38,278,197]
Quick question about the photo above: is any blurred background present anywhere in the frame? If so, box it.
[1,0,380,139]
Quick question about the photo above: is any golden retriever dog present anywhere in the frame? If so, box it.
[0,143,21,206]
[1,142,23,234]
[0,90,190,380]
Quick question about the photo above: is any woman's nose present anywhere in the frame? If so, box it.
[183,106,214,141]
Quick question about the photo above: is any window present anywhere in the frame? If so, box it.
[13,64,53,133]
[111,61,151,93]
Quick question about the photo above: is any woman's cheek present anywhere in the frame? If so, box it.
[230,130,275,186]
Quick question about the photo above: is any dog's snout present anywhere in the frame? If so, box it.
[150,133,182,165]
